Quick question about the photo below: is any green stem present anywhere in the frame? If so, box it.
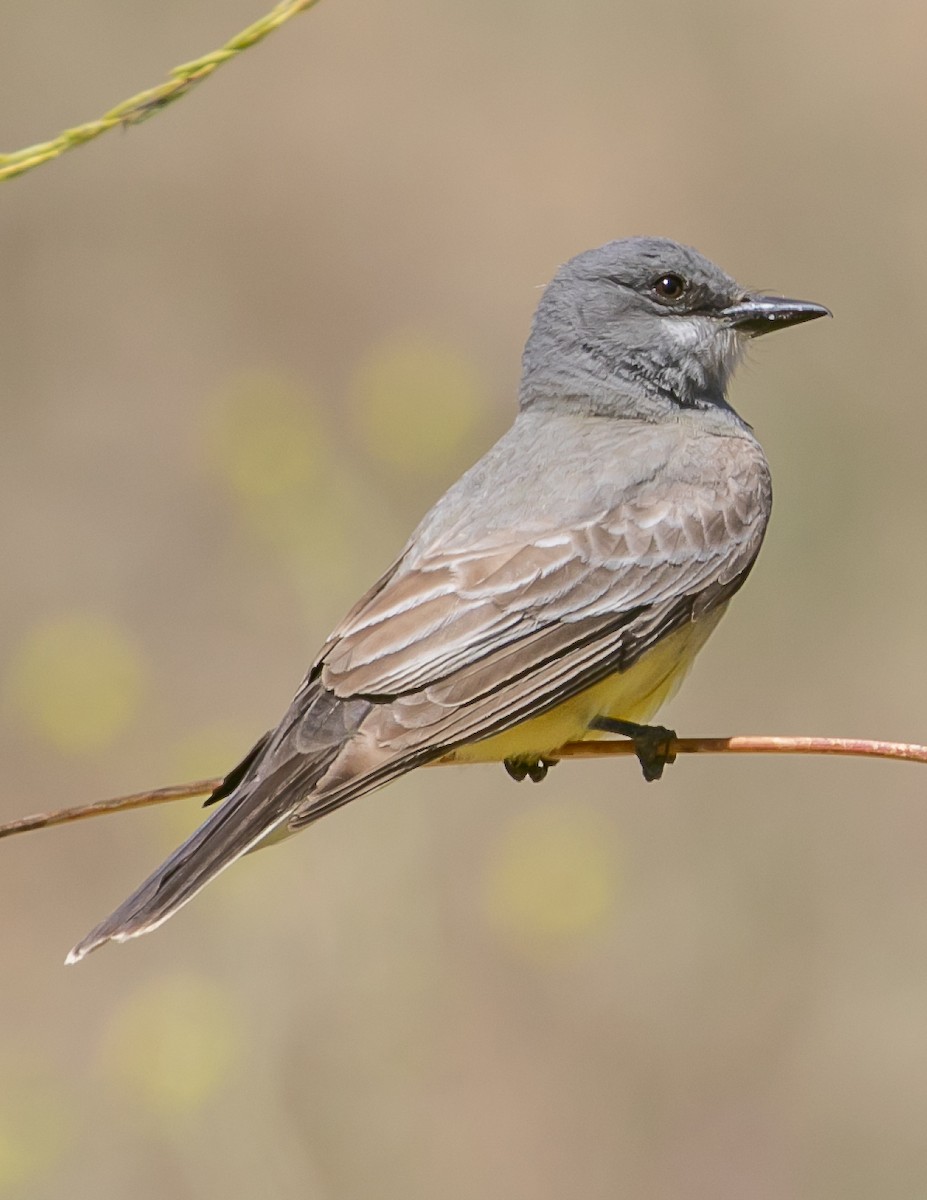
[0,0,324,183]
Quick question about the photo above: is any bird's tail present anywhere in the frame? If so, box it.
[65,757,326,964]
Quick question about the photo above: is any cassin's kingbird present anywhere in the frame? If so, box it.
[67,237,829,962]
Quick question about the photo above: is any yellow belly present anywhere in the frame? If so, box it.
[450,606,726,763]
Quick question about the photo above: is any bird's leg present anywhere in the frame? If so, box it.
[503,756,560,784]
[589,717,677,782]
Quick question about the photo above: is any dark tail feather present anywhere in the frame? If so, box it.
[65,756,327,964]
[202,729,272,807]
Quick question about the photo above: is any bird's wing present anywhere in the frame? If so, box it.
[324,469,766,696]
[283,451,770,821]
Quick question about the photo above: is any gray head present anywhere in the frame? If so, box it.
[519,237,829,418]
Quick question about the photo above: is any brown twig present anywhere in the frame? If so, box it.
[552,735,927,765]
[0,778,222,839]
[1,735,924,842]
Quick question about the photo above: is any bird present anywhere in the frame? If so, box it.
[66,237,829,962]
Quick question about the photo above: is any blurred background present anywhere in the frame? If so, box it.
[1,1,926,1196]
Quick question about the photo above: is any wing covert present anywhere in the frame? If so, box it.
[318,456,770,704]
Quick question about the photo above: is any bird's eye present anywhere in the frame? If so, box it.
[652,273,687,301]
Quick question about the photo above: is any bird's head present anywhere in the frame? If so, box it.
[519,237,830,417]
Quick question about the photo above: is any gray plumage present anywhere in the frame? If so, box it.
[67,237,828,962]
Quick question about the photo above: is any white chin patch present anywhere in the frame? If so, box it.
[669,317,744,377]
[667,316,709,348]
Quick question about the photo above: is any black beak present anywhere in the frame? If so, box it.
[721,295,832,338]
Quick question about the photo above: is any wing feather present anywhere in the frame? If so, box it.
[320,472,767,708]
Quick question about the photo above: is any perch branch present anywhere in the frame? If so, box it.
[1,735,924,841]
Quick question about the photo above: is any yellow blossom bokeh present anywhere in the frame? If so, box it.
[0,1077,72,1196]
[100,975,242,1121]
[5,615,146,754]
[206,373,330,502]
[350,334,488,478]
[483,804,622,959]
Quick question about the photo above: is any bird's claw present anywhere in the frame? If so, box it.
[504,756,559,783]
[589,717,677,782]
[631,724,677,781]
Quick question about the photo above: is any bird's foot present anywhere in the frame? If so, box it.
[589,717,677,782]
[504,755,559,783]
